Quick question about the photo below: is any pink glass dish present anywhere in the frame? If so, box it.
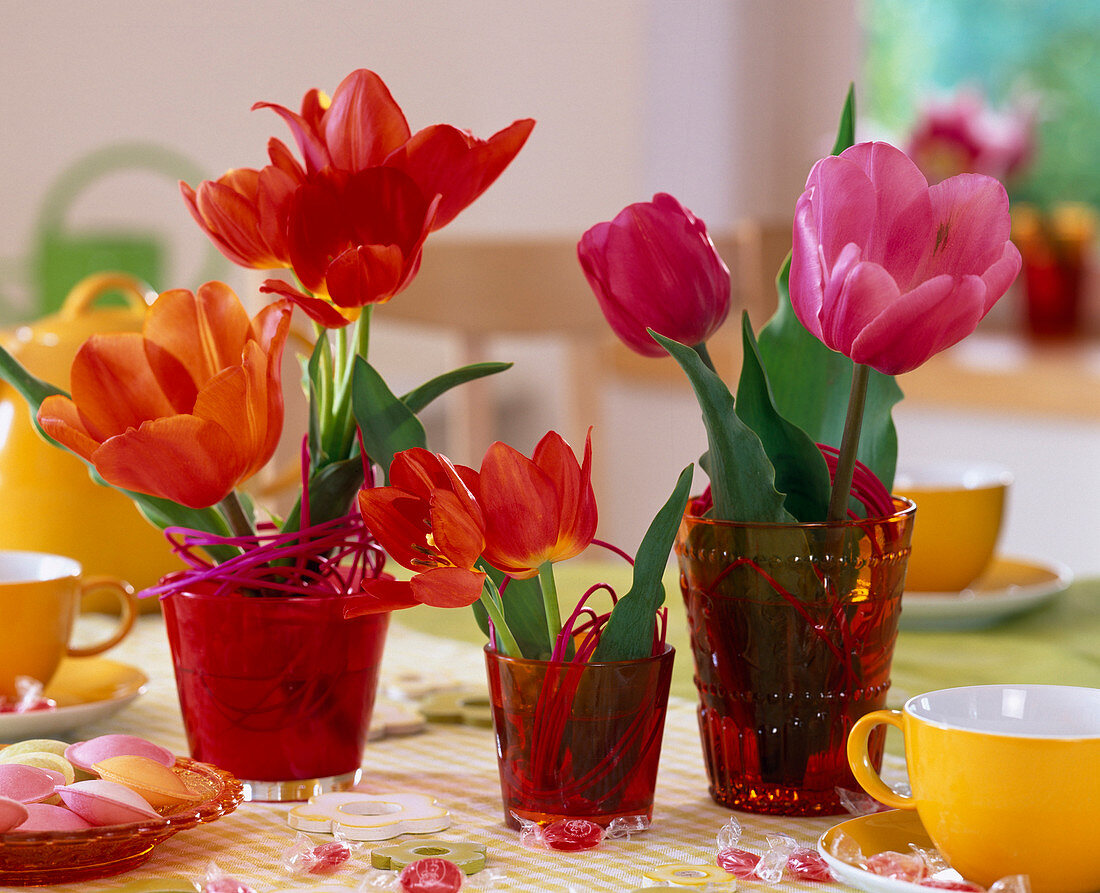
[0,757,243,885]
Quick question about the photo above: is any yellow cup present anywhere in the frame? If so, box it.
[0,550,136,699]
[894,462,1011,592]
[848,684,1100,893]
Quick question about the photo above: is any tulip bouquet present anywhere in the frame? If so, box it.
[0,68,535,596]
[580,92,1022,525]
[351,431,692,662]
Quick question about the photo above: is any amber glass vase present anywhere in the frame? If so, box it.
[675,498,914,816]
[485,645,674,829]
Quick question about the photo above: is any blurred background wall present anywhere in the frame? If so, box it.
[2,1,1097,577]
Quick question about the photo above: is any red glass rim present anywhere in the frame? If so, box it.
[682,496,915,531]
[483,642,674,670]
[158,587,392,612]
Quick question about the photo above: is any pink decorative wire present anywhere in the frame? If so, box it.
[141,437,384,599]
[816,444,896,518]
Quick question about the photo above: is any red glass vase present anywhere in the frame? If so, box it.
[485,644,674,829]
[675,498,914,816]
[162,587,389,801]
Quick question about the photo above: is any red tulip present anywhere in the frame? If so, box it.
[180,139,305,269]
[356,448,487,612]
[790,141,1022,376]
[37,282,292,509]
[479,430,597,578]
[261,167,441,325]
[256,68,535,232]
[578,193,731,357]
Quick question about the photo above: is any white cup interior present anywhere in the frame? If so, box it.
[0,550,80,585]
[895,461,1013,491]
[906,684,1100,738]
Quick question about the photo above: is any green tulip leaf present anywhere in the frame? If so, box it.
[592,463,693,662]
[757,259,901,492]
[472,564,552,660]
[832,84,856,155]
[280,457,366,535]
[401,362,513,415]
[735,313,832,521]
[651,330,792,523]
[351,357,427,483]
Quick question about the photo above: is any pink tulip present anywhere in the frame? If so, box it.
[790,142,1022,376]
[578,193,730,357]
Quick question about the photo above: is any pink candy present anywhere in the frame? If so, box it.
[0,763,65,804]
[307,841,351,875]
[787,847,834,881]
[57,779,160,825]
[716,847,761,878]
[399,857,464,893]
[0,796,29,832]
[865,850,929,882]
[16,802,93,832]
[542,819,604,852]
[65,734,174,774]
[920,880,986,891]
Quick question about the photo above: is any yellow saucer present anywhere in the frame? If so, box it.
[818,810,971,892]
[0,656,147,739]
[900,555,1071,631]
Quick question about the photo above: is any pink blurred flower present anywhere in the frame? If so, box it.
[577,193,730,357]
[790,141,1022,375]
[906,87,1036,185]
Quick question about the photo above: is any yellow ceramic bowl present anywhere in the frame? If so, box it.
[894,462,1011,592]
[848,684,1100,893]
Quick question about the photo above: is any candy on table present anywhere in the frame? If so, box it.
[283,832,356,875]
[109,876,202,893]
[513,813,650,852]
[94,754,198,808]
[836,785,892,815]
[642,863,737,886]
[398,857,465,893]
[203,862,258,893]
[753,833,797,883]
[57,778,160,824]
[372,839,488,874]
[714,815,759,878]
[0,795,29,832]
[65,733,175,773]
[864,850,930,883]
[287,791,451,841]
[786,848,835,882]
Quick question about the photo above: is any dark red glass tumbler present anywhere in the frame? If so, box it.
[162,588,389,801]
[485,644,674,829]
[675,498,914,816]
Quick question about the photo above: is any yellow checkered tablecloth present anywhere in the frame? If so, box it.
[0,613,880,893]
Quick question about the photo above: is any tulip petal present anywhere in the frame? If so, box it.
[409,566,486,608]
[429,489,485,569]
[68,334,178,441]
[323,69,411,171]
[357,488,432,570]
[388,119,535,230]
[91,415,244,508]
[532,429,597,560]
[37,395,100,462]
[259,279,355,328]
[351,579,421,614]
[145,284,252,386]
[479,441,562,574]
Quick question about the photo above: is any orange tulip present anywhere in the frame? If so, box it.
[356,449,487,611]
[180,139,305,269]
[37,282,292,509]
[256,68,534,231]
[479,430,597,578]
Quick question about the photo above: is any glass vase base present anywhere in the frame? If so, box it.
[241,768,361,802]
[706,779,847,817]
[505,805,655,831]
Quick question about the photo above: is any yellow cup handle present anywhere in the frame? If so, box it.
[847,709,915,811]
[67,577,137,658]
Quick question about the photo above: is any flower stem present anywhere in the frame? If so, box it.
[538,561,562,646]
[827,362,871,521]
[329,308,372,461]
[692,341,717,373]
[479,577,521,656]
[218,491,255,539]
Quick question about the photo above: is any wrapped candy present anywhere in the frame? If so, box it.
[513,814,649,851]
[202,863,257,893]
[713,820,834,883]
[398,857,464,893]
[714,817,760,879]
[282,832,355,875]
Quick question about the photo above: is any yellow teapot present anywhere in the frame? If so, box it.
[0,273,182,609]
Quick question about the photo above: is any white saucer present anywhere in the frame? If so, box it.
[0,656,147,739]
[900,556,1071,631]
[818,810,975,892]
